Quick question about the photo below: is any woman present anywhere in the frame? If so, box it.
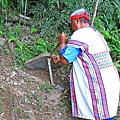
[52,8,120,120]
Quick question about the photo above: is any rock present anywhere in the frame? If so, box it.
[0,38,7,46]
[55,85,65,91]
[10,71,17,78]
[24,53,60,69]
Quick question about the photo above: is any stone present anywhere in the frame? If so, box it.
[24,53,60,69]
[0,38,7,46]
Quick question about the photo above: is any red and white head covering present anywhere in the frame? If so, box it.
[70,8,90,21]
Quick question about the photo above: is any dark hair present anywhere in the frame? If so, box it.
[79,18,91,25]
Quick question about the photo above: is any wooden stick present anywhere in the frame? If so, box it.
[91,0,99,26]
[18,14,30,20]
[82,0,86,3]
[47,58,55,86]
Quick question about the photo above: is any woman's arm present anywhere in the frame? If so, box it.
[59,43,69,65]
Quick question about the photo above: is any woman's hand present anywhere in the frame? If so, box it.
[52,32,69,65]
[52,56,60,64]
[52,55,68,65]
[58,32,68,44]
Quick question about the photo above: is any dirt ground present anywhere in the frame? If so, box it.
[0,45,120,120]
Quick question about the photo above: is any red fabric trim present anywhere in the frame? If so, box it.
[70,12,90,21]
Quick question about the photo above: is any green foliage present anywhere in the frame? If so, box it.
[97,0,120,27]
[34,38,48,53]
[0,0,8,8]
[28,0,87,39]
[90,0,120,31]
[30,27,38,33]
[7,24,21,43]
[40,82,53,93]
[14,107,23,114]
[0,0,119,73]
[13,35,60,66]
[103,28,120,72]
[14,38,49,65]
[0,25,6,36]
[0,108,2,114]
[36,96,42,106]
[21,98,26,104]
[60,99,67,108]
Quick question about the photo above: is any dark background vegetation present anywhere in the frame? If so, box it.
[0,0,120,73]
